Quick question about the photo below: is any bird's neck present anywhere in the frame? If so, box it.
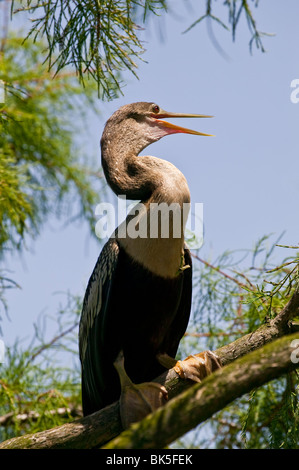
[102,146,191,278]
[102,144,190,203]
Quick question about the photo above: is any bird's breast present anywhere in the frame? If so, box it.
[116,196,190,279]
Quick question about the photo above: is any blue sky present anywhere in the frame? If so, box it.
[2,1,299,351]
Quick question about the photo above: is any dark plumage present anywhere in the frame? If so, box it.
[79,102,212,416]
[79,238,192,415]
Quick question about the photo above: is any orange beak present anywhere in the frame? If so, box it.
[152,109,214,137]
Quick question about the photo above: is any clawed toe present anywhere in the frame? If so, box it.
[175,350,222,382]
[158,350,222,383]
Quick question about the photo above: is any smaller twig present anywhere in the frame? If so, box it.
[276,244,299,250]
[0,406,82,427]
[27,322,79,366]
[184,330,243,339]
[191,252,252,291]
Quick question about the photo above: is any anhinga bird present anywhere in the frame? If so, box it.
[79,102,220,424]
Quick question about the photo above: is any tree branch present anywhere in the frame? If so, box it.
[104,333,299,449]
[1,286,298,449]
[0,406,82,427]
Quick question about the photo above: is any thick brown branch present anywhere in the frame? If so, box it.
[0,401,121,449]
[153,286,299,399]
[103,333,299,449]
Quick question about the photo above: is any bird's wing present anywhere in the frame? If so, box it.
[79,238,119,363]
[79,238,120,414]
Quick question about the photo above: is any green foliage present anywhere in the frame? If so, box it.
[242,376,299,449]
[0,30,104,444]
[12,0,271,98]
[183,0,273,52]
[0,34,104,370]
[0,154,35,250]
[12,0,168,99]
[0,293,82,441]
[192,374,298,449]
[178,236,299,448]
[0,36,103,254]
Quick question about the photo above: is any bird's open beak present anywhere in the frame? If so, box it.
[152,110,214,137]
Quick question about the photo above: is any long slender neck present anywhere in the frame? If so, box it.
[101,129,191,278]
[101,147,157,201]
[101,142,190,206]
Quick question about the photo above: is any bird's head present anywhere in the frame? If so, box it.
[101,102,213,155]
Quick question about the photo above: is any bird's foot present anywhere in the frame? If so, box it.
[114,351,168,430]
[158,350,221,383]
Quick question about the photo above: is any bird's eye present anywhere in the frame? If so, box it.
[152,105,160,114]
